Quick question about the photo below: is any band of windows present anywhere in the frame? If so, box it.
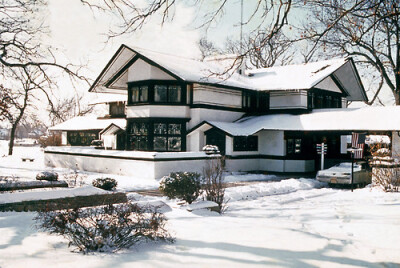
[128,81,184,105]
[127,120,185,152]
[233,136,258,151]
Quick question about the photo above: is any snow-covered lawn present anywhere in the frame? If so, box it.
[1,143,400,267]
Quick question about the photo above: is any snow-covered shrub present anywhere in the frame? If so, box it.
[159,172,202,204]
[92,178,117,191]
[34,203,173,253]
[63,171,86,187]
[372,167,400,192]
[36,171,58,181]
[202,145,220,155]
[203,157,227,213]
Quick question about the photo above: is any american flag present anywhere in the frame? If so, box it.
[351,133,365,159]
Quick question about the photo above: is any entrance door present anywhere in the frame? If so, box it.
[205,128,226,155]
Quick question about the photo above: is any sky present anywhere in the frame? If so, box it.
[22,0,395,126]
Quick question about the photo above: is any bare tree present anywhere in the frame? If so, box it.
[0,0,89,154]
[48,94,94,126]
[300,0,400,105]
[0,68,46,155]
[81,0,293,69]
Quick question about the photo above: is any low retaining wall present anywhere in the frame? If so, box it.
[0,193,127,212]
[0,180,68,191]
[44,147,220,180]
[44,147,316,179]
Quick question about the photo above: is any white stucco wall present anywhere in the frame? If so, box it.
[225,158,260,172]
[187,125,210,152]
[61,132,67,145]
[260,159,285,172]
[270,90,308,110]
[126,105,190,119]
[258,131,285,156]
[128,58,175,82]
[103,135,116,150]
[44,147,219,180]
[284,160,315,173]
[192,84,242,108]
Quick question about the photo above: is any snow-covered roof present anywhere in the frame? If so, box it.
[90,44,367,101]
[88,93,127,105]
[195,106,400,136]
[49,116,126,131]
[246,58,347,91]
[128,46,251,89]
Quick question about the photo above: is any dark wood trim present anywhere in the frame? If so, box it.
[127,80,187,105]
[105,55,139,88]
[89,45,132,92]
[349,57,368,102]
[190,103,244,112]
[329,74,349,97]
[122,45,184,81]
[44,150,214,162]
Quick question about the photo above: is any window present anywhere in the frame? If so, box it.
[128,122,149,150]
[153,122,182,151]
[233,136,258,151]
[309,90,343,109]
[109,102,125,117]
[287,138,302,155]
[154,84,181,103]
[242,91,269,112]
[131,85,148,103]
[67,131,98,146]
[127,120,184,152]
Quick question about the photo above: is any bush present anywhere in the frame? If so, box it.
[36,171,58,181]
[159,172,201,204]
[92,178,117,191]
[372,167,400,192]
[34,202,173,253]
[203,157,227,213]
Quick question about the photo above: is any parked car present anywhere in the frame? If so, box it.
[316,161,372,187]
[90,139,104,149]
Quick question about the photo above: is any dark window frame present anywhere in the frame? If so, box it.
[67,130,99,146]
[242,90,270,113]
[126,118,187,152]
[127,80,186,106]
[308,89,343,110]
[233,135,258,152]
[109,102,126,117]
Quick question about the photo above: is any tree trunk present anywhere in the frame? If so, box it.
[8,123,17,155]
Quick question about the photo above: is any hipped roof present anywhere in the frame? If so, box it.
[89,44,367,101]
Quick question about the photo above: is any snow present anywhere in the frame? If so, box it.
[246,58,347,91]
[1,143,400,267]
[201,106,400,136]
[48,116,126,131]
[94,45,357,95]
[0,186,106,204]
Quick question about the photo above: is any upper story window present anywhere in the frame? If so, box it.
[154,85,181,103]
[308,90,342,109]
[109,102,125,117]
[128,81,185,105]
[242,91,269,113]
[131,85,148,103]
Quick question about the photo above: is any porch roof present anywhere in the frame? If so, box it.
[194,106,400,136]
[49,116,126,132]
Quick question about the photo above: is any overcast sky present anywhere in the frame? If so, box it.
[43,0,395,109]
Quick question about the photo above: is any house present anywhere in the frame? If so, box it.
[46,44,399,179]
